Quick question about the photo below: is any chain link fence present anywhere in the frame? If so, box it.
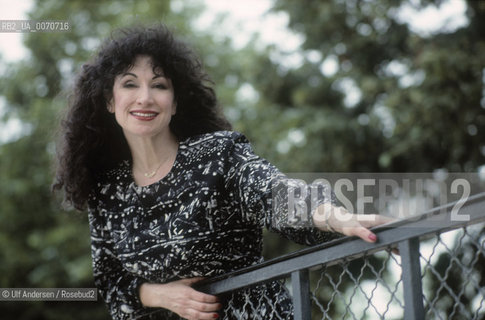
[308,223,485,319]
[421,224,485,320]
[198,193,485,320]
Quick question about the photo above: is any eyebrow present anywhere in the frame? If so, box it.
[121,72,165,79]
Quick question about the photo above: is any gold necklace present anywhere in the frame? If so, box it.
[138,140,178,179]
[142,160,165,178]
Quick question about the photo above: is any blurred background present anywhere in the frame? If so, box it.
[0,0,484,319]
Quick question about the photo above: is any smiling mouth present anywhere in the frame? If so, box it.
[130,111,159,120]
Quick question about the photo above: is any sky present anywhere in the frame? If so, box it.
[0,0,33,61]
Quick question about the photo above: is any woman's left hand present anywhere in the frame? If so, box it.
[313,203,395,243]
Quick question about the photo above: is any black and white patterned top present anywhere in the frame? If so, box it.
[88,131,334,319]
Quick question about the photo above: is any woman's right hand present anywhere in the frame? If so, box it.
[139,277,221,319]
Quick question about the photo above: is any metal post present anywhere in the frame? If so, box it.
[291,269,311,320]
[399,237,425,320]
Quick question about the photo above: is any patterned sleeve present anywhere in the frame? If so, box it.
[88,198,152,320]
[224,133,336,245]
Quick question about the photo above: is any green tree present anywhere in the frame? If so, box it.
[247,0,485,318]
[239,0,485,173]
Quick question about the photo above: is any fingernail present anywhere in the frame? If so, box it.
[213,314,219,319]
[368,234,377,242]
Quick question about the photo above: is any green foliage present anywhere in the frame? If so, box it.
[1,0,484,319]
[242,0,485,173]
[254,1,485,318]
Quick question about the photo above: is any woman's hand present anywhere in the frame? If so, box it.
[139,277,221,319]
[313,203,394,243]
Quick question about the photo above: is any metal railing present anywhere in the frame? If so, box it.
[196,192,485,319]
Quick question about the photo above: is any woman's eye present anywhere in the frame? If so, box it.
[123,82,136,88]
[153,84,167,89]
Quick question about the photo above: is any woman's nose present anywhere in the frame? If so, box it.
[136,86,154,105]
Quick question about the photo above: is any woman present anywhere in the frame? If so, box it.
[54,25,389,320]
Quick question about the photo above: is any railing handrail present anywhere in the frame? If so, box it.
[196,192,485,295]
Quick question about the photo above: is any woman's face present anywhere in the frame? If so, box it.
[109,55,176,140]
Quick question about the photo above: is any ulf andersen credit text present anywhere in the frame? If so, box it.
[0,288,97,301]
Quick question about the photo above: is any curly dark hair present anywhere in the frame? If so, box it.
[53,24,232,210]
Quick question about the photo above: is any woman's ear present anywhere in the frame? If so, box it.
[171,101,177,115]
[107,100,115,113]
